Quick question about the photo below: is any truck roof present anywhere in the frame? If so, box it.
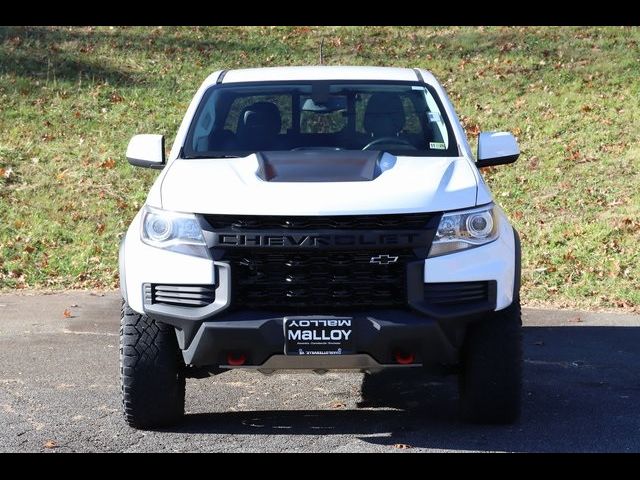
[207,66,438,86]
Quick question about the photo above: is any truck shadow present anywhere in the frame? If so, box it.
[169,326,640,452]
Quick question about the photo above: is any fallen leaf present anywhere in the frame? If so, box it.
[24,245,35,254]
[394,443,411,449]
[465,123,481,136]
[96,223,106,234]
[43,440,58,449]
[499,42,516,53]
[330,401,346,409]
[109,92,124,103]
[0,167,5,177]
[100,158,116,169]
[63,308,73,319]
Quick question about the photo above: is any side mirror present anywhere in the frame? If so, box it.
[126,134,165,169]
[476,131,519,168]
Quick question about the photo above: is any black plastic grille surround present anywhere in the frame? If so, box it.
[145,284,215,307]
[423,281,492,305]
[226,249,416,310]
[202,213,441,312]
[202,213,434,231]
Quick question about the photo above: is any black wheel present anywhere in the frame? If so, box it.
[458,299,522,424]
[120,300,185,429]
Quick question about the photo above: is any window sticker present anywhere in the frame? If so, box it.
[427,112,442,123]
[430,142,446,150]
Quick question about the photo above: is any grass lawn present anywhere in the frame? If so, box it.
[0,26,638,311]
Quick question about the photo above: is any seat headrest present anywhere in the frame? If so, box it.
[237,102,282,137]
[363,93,406,137]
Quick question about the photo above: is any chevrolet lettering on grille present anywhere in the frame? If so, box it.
[212,231,430,248]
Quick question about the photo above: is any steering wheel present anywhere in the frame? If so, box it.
[362,137,415,151]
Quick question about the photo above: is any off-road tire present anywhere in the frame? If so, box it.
[458,299,522,424]
[120,301,185,429]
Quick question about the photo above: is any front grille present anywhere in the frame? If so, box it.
[423,281,491,306]
[145,284,215,307]
[202,213,434,230]
[226,249,416,311]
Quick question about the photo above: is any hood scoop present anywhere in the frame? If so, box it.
[256,150,394,182]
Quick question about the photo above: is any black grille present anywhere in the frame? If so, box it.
[145,284,215,307]
[226,249,416,311]
[423,282,491,306]
[202,213,434,230]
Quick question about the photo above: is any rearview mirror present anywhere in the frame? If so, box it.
[476,131,519,168]
[301,96,347,113]
[126,134,165,169]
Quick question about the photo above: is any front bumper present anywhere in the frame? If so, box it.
[120,208,517,369]
[180,309,471,369]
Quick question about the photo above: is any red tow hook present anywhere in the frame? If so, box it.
[394,352,415,365]
[227,353,247,366]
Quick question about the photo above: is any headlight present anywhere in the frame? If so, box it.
[428,204,499,258]
[140,205,209,258]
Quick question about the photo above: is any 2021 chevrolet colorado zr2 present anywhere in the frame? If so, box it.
[119,66,522,429]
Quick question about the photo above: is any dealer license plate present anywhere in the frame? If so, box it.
[284,317,353,355]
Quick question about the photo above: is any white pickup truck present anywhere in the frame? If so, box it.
[119,66,522,428]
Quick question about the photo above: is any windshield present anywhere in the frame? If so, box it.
[183,81,458,158]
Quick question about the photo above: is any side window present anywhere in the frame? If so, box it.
[191,91,219,151]
[224,95,292,133]
[400,96,421,134]
[355,93,371,134]
[424,92,449,146]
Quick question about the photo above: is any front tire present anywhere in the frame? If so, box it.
[458,299,522,424]
[120,301,185,429]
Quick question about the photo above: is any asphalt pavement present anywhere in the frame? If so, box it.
[1,292,639,452]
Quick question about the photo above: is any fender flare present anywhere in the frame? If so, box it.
[119,235,127,303]
[512,227,522,300]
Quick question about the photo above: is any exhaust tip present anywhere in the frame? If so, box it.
[227,353,247,366]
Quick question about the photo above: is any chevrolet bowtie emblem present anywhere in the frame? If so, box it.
[370,254,399,265]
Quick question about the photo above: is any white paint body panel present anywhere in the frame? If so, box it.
[160,155,479,215]
[478,131,520,161]
[121,66,516,315]
[222,66,419,83]
[123,212,216,313]
[126,134,164,165]
[424,206,516,310]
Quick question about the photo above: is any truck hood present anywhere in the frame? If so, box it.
[159,152,480,215]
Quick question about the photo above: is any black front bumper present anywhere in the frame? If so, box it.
[177,308,488,368]
[145,278,498,369]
